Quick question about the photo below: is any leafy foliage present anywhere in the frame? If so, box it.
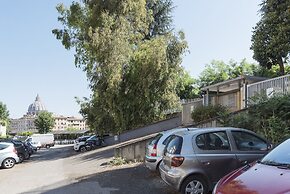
[54,0,187,134]
[251,0,290,75]
[0,102,9,126]
[176,68,199,99]
[34,111,55,134]
[191,104,229,123]
[224,94,290,145]
[18,131,33,137]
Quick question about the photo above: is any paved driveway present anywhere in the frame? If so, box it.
[0,144,178,194]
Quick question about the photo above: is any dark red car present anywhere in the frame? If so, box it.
[213,138,290,194]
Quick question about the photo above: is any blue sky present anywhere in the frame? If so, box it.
[0,0,261,118]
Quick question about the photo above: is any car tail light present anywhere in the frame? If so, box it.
[150,144,157,157]
[171,156,184,167]
[13,146,17,154]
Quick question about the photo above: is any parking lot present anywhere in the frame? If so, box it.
[0,144,178,194]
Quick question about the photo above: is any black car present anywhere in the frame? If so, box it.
[85,135,101,151]
[0,139,30,162]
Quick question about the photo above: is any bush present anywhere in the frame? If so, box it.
[109,157,129,166]
[261,116,290,145]
[191,104,229,123]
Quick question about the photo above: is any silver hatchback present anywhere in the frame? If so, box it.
[145,128,196,172]
[0,142,20,169]
[159,127,271,194]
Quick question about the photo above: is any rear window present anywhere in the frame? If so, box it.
[165,135,183,155]
[0,144,9,150]
[149,134,163,146]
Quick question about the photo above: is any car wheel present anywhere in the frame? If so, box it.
[85,145,92,151]
[2,158,16,169]
[181,175,208,194]
[46,145,50,149]
[79,146,86,152]
[18,154,24,163]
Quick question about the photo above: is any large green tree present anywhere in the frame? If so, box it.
[176,68,199,99]
[54,0,187,133]
[198,59,258,88]
[0,102,9,126]
[34,111,55,134]
[251,0,290,75]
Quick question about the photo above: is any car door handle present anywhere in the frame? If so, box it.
[201,161,211,165]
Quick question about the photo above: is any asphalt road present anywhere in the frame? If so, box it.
[0,144,179,194]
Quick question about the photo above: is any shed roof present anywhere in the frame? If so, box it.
[201,75,267,93]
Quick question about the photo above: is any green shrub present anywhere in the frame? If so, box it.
[191,104,229,123]
[109,157,129,166]
[260,116,290,145]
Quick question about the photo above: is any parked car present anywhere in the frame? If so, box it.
[0,142,20,169]
[85,135,102,151]
[159,127,272,194]
[23,141,36,154]
[213,138,290,194]
[145,128,197,172]
[73,135,91,152]
[0,139,30,162]
[29,141,41,150]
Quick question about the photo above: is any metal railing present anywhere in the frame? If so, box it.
[247,74,290,103]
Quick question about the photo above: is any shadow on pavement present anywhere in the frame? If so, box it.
[24,163,179,194]
[28,145,76,163]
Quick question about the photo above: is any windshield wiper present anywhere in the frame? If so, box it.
[260,160,290,169]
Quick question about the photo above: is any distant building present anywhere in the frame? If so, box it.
[53,115,87,131]
[10,94,88,134]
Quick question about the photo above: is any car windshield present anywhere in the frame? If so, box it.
[261,139,290,167]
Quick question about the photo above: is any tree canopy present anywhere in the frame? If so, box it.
[251,0,290,75]
[53,0,187,133]
[0,102,9,126]
[34,111,55,134]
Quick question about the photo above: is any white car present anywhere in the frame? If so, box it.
[0,142,20,169]
[73,135,91,152]
[145,127,197,172]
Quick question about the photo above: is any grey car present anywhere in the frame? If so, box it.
[0,142,20,169]
[145,128,197,172]
[159,127,272,194]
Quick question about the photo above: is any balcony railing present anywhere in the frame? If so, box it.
[247,74,290,104]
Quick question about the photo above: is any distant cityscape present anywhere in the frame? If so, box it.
[10,94,88,134]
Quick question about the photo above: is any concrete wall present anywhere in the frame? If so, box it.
[105,114,181,146]
[114,134,156,162]
[181,99,203,126]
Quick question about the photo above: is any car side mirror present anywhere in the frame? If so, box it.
[267,144,273,150]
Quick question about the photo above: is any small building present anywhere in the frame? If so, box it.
[201,75,267,112]
[181,75,268,126]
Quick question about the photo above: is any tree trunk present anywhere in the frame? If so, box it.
[278,57,285,75]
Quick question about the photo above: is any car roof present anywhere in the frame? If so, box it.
[161,127,198,135]
[173,127,250,137]
[0,142,14,146]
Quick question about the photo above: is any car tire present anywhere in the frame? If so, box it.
[18,154,24,163]
[2,158,16,169]
[85,145,92,151]
[46,145,50,149]
[79,146,86,152]
[180,175,208,194]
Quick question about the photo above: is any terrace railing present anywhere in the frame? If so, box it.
[247,74,290,104]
